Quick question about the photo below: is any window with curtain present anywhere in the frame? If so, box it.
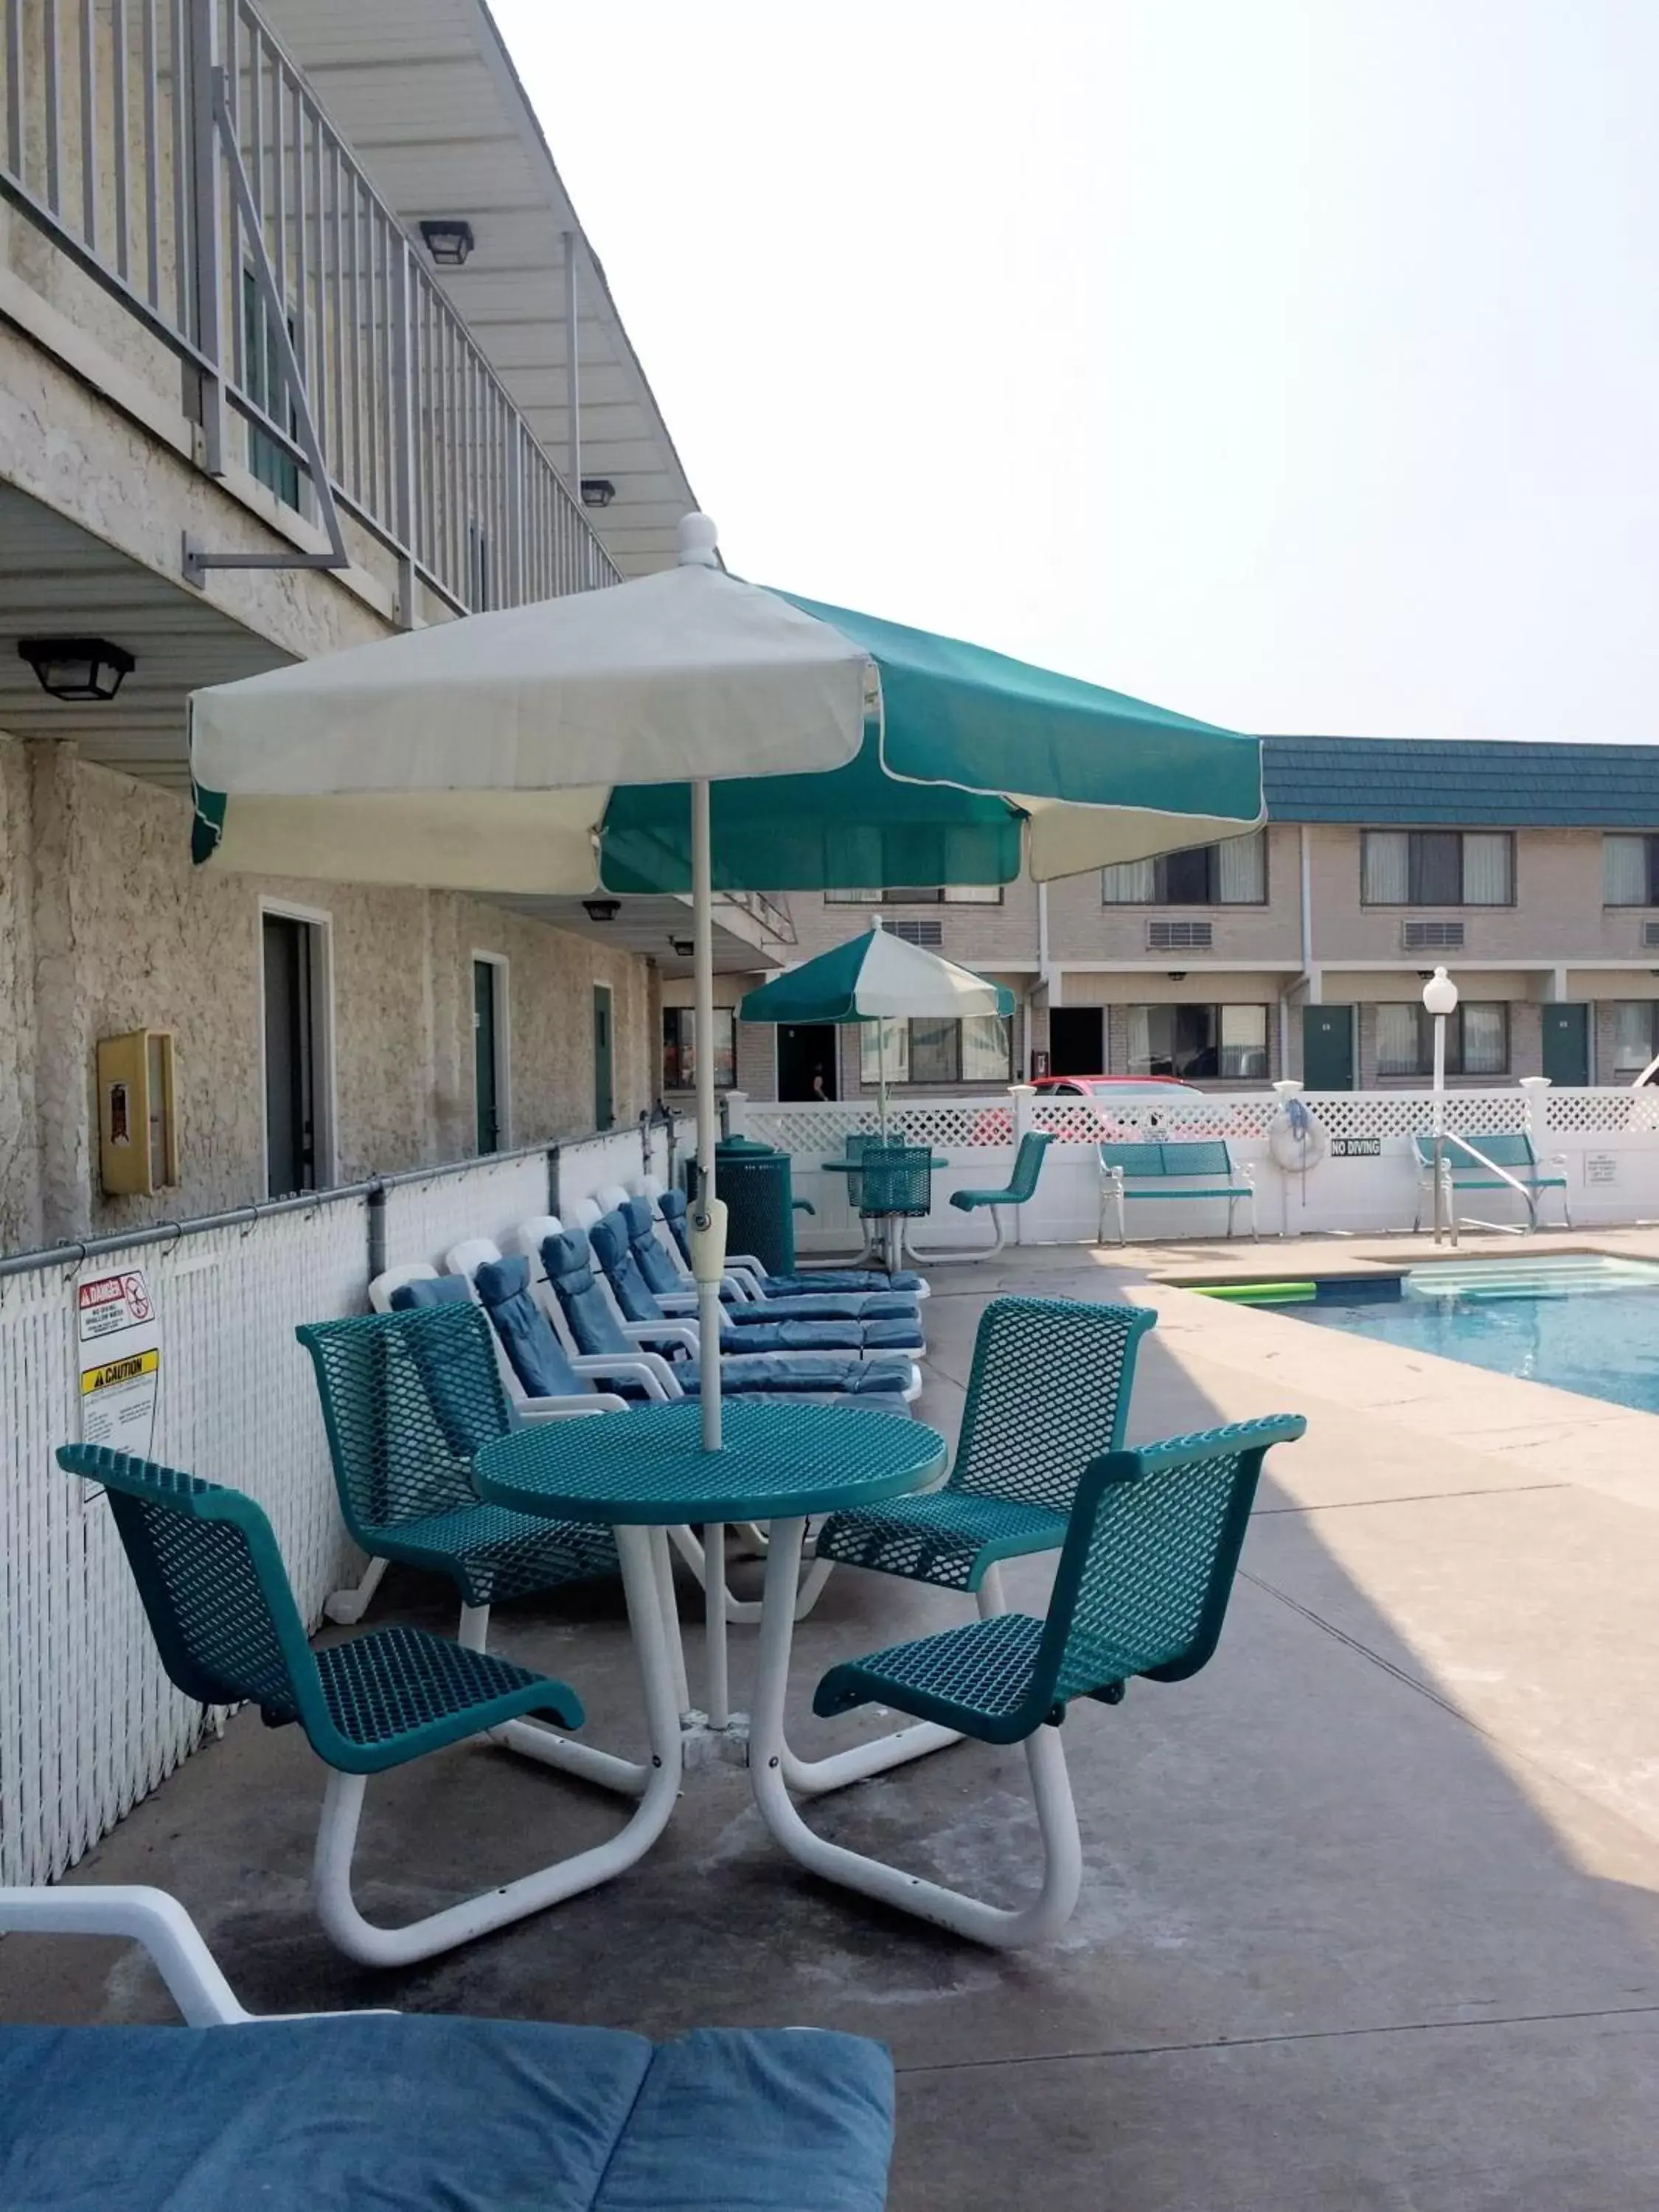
[1603,835,1659,905]
[1124,1004,1269,1079]
[1610,1003,1659,1074]
[661,1008,735,1091]
[908,1018,959,1084]
[1372,1003,1509,1077]
[961,1014,1013,1082]
[826,886,1004,904]
[858,1018,911,1085]
[1361,831,1513,905]
[1101,830,1266,905]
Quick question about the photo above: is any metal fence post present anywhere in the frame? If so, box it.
[547,1143,561,1220]
[186,0,224,471]
[366,1179,386,1281]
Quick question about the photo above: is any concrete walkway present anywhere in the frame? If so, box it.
[8,1238,1659,2208]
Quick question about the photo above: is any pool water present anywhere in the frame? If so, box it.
[1245,1255,1659,1416]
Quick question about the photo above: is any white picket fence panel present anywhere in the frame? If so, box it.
[739,1087,1659,1248]
[0,1200,367,1886]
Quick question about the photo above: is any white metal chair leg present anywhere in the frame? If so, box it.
[310,1526,684,1967]
[324,1554,388,1625]
[748,1523,1084,1947]
[905,1205,1006,1267]
[776,1565,1006,1798]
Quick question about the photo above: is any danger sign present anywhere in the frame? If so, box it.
[77,1266,161,1457]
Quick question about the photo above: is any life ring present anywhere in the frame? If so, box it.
[1268,1098,1329,1174]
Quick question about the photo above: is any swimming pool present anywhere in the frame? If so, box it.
[1212,1255,1659,1416]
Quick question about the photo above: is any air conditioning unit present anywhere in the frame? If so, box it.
[1642,920,1659,949]
[1147,919,1213,951]
[1402,920,1464,950]
[888,919,943,948]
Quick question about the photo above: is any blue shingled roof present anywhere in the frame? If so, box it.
[1262,736,1659,827]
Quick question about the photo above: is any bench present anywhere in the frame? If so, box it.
[1098,1140,1256,1244]
[0,1884,896,2211]
[1411,1130,1571,1231]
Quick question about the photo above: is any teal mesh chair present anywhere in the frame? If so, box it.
[794,1298,1155,1800]
[920,1130,1051,1259]
[750,1414,1305,1947]
[296,1301,619,1648]
[54,1443,620,1968]
[855,1143,933,1224]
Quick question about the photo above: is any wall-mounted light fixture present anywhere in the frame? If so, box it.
[419,218,475,267]
[18,636,136,701]
[582,897,621,923]
[580,478,616,508]
[669,936,695,959]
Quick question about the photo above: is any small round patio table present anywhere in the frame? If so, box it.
[473,1398,947,1895]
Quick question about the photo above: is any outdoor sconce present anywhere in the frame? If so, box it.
[580,478,616,508]
[420,219,475,267]
[1166,970,1187,982]
[583,897,621,923]
[19,636,136,701]
[669,936,695,958]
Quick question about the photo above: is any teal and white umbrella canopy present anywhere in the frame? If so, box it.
[188,512,1264,1456]
[738,919,1017,1134]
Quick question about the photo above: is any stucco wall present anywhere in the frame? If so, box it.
[0,739,658,1248]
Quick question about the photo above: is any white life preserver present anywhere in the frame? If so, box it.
[1268,1100,1329,1174]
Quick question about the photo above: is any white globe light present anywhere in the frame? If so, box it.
[1422,966,1459,1016]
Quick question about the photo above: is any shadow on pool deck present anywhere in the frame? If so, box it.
[7,1244,1659,2209]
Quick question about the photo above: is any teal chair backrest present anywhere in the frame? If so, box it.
[1006,1131,1053,1199]
[296,1303,511,1546]
[1412,1131,1534,1169]
[858,1145,932,1219]
[56,1444,321,1727]
[1036,1416,1305,1708]
[949,1295,1157,1512]
[1100,1140,1232,1178]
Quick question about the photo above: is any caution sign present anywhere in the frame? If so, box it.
[77,1267,161,1456]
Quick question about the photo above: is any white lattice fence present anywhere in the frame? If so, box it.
[380,1150,554,1271]
[0,1199,368,1887]
[1547,1088,1659,1136]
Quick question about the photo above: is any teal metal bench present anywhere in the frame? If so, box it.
[58,1443,683,1968]
[914,1129,1052,1260]
[750,1412,1305,1946]
[1099,1138,1256,1244]
[1411,1130,1571,1231]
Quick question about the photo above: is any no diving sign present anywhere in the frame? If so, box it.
[77,1268,161,1457]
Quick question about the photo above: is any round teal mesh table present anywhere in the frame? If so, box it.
[476,1399,947,1528]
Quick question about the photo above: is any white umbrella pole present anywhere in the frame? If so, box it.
[690,776,728,1725]
[877,1018,889,1139]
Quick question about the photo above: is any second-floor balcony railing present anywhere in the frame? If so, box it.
[0,0,619,613]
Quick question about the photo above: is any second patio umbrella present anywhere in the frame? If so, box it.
[737,918,1015,1135]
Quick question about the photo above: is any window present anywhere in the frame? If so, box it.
[1373,1002,1509,1077]
[1603,834,1659,905]
[1361,830,1512,905]
[1101,829,1266,905]
[1610,1002,1659,1077]
[824,886,1004,904]
[661,1008,735,1092]
[243,268,300,510]
[1124,1004,1269,1080]
[858,1015,1012,1085]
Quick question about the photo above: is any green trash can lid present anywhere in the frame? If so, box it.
[717,1135,776,1156]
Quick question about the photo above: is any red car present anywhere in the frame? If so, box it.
[971,1075,1206,1143]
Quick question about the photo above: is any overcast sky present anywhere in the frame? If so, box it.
[493,1,1659,745]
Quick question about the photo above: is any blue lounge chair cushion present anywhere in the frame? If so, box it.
[543,1228,638,1359]
[389,1273,472,1309]
[0,2012,894,2211]
[473,1253,590,1399]
[676,1351,913,1397]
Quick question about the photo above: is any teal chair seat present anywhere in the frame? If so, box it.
[815,1489,1067,1593]
[305,1625,574,1764]
[360,1500,618,1606]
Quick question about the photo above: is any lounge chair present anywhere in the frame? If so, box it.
[54,1444,686,1967]
[588,1208,925,1360]
[616,1195,921,1324]
[0,1882,895,2208]
[751,1413,1305,1947]
[540,1227,921,1402]
[653,1182,928,1298]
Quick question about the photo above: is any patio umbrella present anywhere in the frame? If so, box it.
[189,512,1265,1455]
[737,918,1015,1135]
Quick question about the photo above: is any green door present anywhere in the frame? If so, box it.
[473,960,500,1154]
[1301,1004,1354,1091]
[1541,1002,1589,1087]
[593,984,614,1130]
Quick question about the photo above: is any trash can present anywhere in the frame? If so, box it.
[691,1135,799,1277]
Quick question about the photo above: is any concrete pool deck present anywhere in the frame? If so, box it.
[8,1231,1659,2207]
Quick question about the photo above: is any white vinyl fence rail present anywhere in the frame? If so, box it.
[734,1084,1659,1250]
[0,1118,675,1887]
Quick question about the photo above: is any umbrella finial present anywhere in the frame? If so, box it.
[677,512,720,568]
[870,914,884,930]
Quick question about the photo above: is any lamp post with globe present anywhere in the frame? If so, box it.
[1422,966,1459,1244]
